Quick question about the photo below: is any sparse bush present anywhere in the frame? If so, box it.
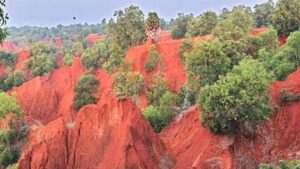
[186,40,231,86]
[144,45,161,72]
[176,86,196,108]
[73,74,99,111]
[0,92,22,118]
[31,53,55,77]
[143,92,176,132]
[199,59,273,134]
[259,160,300,169]
[63,54,73,66]
[0,52,17,67]
[12,71,25,87]
[178,39,193,61]
[146,74,169,106]
[113,71,145,100]
[171,13,193,39]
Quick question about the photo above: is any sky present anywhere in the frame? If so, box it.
[6,0,269,27]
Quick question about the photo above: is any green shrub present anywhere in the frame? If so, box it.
[186,40,231,86]
[13,71,25,87]
[144,45,161,72]
[176,85,196,108]
[0,93,26,168]
[113,71,145,100]
[143,92,176,132]
[80,41,109,70]
[30,42,55,56]
[259,160,300,169]
[31,53,55,77]
[73,74,99,111]
[171,13,193,39]
[178,39,193,61]
[213,9,253,40]
[63,54,73,66]
[199,59,273,134]
[0,52,17,67]
[0,92,22,118]
[146,74,169,106]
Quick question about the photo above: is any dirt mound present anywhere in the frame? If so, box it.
[160,106,234,169]
[0,40,21,52]
[85,34,105,47]
[18,98,167,169]
[15,50,30,71]
[13,58,83,124]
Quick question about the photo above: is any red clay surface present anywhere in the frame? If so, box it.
[9,29,300,169]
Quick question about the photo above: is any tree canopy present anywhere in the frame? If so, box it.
[272,0,300,36]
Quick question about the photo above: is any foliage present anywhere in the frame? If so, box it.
[12,71,25,87]
[272,0,300,36]
[261,31,300,80]
[73,74,99,111]
[171,13,193,39]
[186,11,218,37]
[146,74,169,106]
[213,9,254,40]
[80,41,108,70]
[30,42,55,56]
[31,53,55,76]
[63,54,73,66]
[145,12,160,42]
[108,5,146,50]
[176,85,196,108]
[0,92,22,118]
[143,92,176,132]
[0,70,26,91]
[113,71,145,100]
[259,160,300,169]
[254,0,275,28]
[186,40,231,86]
[144,45,161,72]
[0,51,16,67]
[0,0,8,43]
[199,59,273,134]
[102,39,125,73]
[178,39,193,61]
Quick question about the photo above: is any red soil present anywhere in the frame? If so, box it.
[13,29,299,169]
[160,106,233,169]
[85,34,105,47]
[15,50,30,71]
[0,65,5,76]
[0,40,21,52]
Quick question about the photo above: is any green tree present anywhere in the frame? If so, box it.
[108,5,146,49]
[31,53,55,76]
[254,0,275,28]
[146,74,169,106]
[143,92,176,132]
[178,39,193,61]
[213,9,254,40]
[73,74,99,111]
[144,45,161,72]
[145,12,160,42]
[186,40,231,86]
[272,0,300,36]
[63,54,73,66]
[0,92,22,118]
[12,71,25,87]
[199,59,273,134]
[171,13,193,39]
[259,160,300,169]
[0,0,8,43]
[261,31,300,80]
[186,11,218,37]
[113,71,145,100]
[0,52,16,67]
[80,41,108,70]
